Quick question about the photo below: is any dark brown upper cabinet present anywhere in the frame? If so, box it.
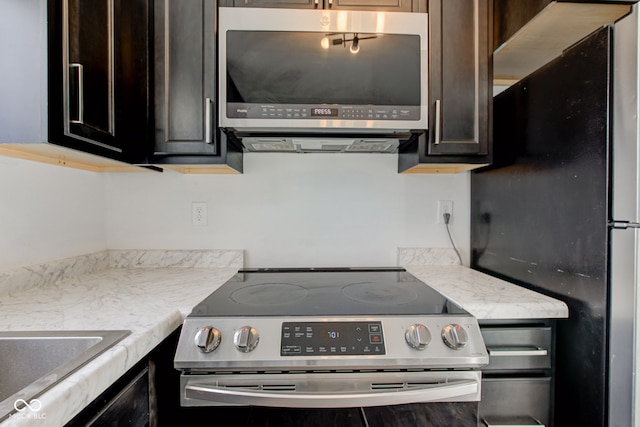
[399,0,492,173]
[0,0,152,171]
[49,0,152,164]
[152,0,243,174]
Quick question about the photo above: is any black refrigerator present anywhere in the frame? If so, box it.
[471,8,638,427]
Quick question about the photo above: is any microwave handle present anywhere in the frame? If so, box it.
[434,99,442,145]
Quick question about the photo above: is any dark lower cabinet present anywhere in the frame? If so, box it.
[66,362,150,427]
[480,378,551,427]
[65,329,182,427]
[478,321,555,427]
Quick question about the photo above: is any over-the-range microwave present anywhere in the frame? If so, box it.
[218,7,428,140]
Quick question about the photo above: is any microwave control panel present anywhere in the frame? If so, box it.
[227,103,420,121]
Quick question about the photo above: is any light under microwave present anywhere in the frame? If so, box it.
[218,7,428,133]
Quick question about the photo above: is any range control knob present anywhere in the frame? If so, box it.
[441,324,468,350]
[195,326,221,353]
[234,326,259,353]
[405,324,431,350]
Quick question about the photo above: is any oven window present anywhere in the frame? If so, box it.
[225,31,421,106]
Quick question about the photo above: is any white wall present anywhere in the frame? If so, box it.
[0,152,470,271]
[105,153,470,268]
[0,156,107,271]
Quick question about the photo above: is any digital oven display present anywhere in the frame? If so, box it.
[281,321,385,356]
[311,108,339,117]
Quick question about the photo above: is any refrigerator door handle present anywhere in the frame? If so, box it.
[609,220,640,229]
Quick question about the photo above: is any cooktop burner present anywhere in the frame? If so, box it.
[230,283,309,306]
[341,281,418,306]
[189,268,466,317]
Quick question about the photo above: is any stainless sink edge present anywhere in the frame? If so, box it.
[0,330,131,423]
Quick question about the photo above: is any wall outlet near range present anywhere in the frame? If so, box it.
[437,200,453,224]
[192,202,208,226]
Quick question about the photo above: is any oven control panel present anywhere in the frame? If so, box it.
[281,321,385,356]
[175,316,489,372]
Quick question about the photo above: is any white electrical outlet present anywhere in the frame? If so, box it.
[437,200,453,224]
[192,202,208,226]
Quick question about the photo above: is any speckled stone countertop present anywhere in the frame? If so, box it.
[0,250,243,427]
[0,248,567,426]
[398,248,569,320]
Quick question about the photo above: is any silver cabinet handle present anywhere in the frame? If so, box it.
[69,63,84,124]
[487,347,548,357]
[205,98,213,144]
[434,99,442,145]
[185,379,478,408]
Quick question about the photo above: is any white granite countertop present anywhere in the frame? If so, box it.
[0,250,243,427]
[398,248,568,320]
[0,248,568,426]
[405,265,569,320]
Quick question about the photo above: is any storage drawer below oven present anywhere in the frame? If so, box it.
[479,377,551,427]
[481,327,552,372]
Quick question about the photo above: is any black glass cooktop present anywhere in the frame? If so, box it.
[189,268,467,317]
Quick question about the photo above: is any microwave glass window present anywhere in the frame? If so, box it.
[225,31,421,106]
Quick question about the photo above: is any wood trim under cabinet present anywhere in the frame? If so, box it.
[400,163,489,174]
[159,164,242,174]
[0,143,151,172]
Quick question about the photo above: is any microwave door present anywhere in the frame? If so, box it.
[218,8,429,132]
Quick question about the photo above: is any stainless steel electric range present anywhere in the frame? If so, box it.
[174,268,488,411]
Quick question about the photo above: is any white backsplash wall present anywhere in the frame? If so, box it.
[0,156,107,271]
[105,153,470,267]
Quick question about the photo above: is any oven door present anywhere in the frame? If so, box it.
[180,371,481,408]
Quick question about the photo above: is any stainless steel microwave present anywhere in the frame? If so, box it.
[218,7,428,134]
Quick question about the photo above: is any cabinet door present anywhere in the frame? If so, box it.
[428,0,490,155]
[63,0,120,152]
[480,378,551,427]
[154,0,217,156]
[66,364,150,426]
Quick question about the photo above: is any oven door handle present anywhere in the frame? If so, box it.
[185,379,479,408]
